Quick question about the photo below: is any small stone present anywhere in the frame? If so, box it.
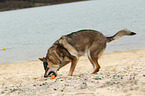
[54,88,57,91]
[91,81,94,83]
[33,78,37,80]
[121,76,123,79]
[117,75,120,78]
[1,91,5,94]
[11,89,18,93]
[80,82,87,89]
[94,78,101,80]
[65,84,69,86]
[4,89,7,91]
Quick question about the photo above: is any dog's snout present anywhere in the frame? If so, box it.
[48,71,57,77]
[44,75,48,78]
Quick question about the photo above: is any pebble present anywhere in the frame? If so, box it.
[65,84,69,86]
[94,78,101,80]
[1,91,5,94]
[80,82,87,89]
[54,88,57,91]
[33,84,36,86]
[121,76,123,79]
[91,81,94,83]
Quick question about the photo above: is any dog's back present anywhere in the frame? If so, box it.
[59,30,107,57]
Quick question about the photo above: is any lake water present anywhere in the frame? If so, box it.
[0,0,145,64]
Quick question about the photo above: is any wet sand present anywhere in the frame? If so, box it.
[0,49,145,96]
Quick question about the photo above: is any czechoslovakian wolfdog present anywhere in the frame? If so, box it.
[39,29,136,78]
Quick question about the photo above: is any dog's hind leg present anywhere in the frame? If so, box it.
[68,56,77,76]
[87,50,95,69]
[91,57,100,74]
[89,43,106,74]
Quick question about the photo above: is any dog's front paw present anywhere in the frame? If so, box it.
[67,73,72,76]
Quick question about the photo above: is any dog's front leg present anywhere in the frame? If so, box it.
[68,56,77,76]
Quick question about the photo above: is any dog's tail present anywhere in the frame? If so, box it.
[106,29,136,43]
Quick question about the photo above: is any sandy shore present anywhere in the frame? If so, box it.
[0,49,145,96]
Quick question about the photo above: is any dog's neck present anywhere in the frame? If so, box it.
[46,43,64,66]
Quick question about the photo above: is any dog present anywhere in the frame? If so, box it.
[39,29,136,78]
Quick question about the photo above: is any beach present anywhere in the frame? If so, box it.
[0,49,145,96]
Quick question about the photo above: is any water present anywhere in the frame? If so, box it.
[0,0,145,64]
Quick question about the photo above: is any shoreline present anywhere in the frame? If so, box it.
[0,0,88,12]
[0,49,145,96]
[0,48,144,65]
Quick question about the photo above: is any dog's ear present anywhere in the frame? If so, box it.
[39,57,47,62]
[39,58,43,61]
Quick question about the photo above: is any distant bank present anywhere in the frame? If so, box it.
[0,0,87,11]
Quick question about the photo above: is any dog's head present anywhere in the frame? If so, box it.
[39,57,58,78]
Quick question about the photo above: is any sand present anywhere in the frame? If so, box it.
[0,49,145,96]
